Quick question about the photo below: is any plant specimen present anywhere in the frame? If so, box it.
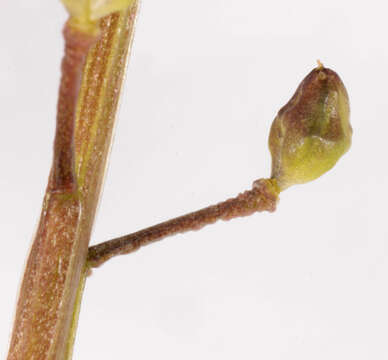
[5,1,352,359]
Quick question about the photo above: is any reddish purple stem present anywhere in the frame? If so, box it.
[87,179,279,268]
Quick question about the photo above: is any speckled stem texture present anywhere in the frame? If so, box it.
[88,179,279,268]
[7,4,138,360]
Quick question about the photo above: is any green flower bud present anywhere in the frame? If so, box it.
[268,64,352,191]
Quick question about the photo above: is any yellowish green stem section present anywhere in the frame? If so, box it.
[7,3,139,360]
[65,6,140,358]
[64,268,88,360]
[62,0,137,34]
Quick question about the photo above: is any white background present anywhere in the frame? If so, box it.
[0,0,387,359]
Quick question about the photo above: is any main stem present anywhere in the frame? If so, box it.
[7,4,139,360]
[88,179,280,268]
[7,23,96,360]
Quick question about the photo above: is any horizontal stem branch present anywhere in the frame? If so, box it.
[87,178,280,268]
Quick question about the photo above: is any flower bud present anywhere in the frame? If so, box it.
[268,64,352,190]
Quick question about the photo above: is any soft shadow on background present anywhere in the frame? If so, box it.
[0,0,386,359]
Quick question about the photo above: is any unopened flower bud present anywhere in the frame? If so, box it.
[268,64,352,190]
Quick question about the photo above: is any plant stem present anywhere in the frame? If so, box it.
[53,25,97,192]
[87,178,280,268]
[7,3,139,359]
[7,22,97,360]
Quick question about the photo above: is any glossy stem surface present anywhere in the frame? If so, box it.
[88,179,280,268]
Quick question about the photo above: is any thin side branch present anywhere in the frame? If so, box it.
[87,178,280,268]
